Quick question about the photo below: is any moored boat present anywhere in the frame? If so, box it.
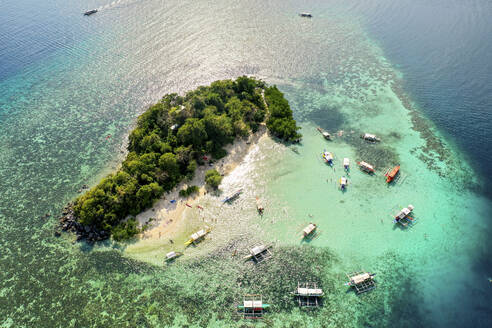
[165,251,182,262]
[322,151,333,165]
[339,176,348,190]
[223,189,242,203]
[357,161,375,173]
[361,133,380,142]
[343,158,350,170]
[84,9,98,16]
[385,165,400,183]
[302,223,317,238]
[299,12,313,18]
[316,127,331,140]
[393,204,415,226]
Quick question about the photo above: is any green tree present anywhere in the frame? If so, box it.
[205,169,223,189]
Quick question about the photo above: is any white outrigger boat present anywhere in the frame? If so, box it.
[343,158,350,171]
[322,151,334,165]
[184,227,211,246]
[165,251,183,262]
[361,133,381,142]
[393,204,415,227]
[339,176,348,190]
[357,161,375,173]
[302,223,317,239]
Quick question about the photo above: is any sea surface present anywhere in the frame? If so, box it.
[1,0,491,327]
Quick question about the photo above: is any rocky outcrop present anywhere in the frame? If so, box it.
[56,203,109,243]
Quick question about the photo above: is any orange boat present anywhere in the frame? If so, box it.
[385,165,400,183]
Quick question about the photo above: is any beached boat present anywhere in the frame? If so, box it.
[223,189,242,203]
[339,176,348,190]
[322,151,333,165]
[361,133,381,142]
[184,227,211,246]
[316,127,331,140]
[385,165,400,183]
[393,204,415,226]
[299,12,313,18]
[357,161,375,173]
[84,9,98,16]
[343,158,350,170]
[302,223,317,238]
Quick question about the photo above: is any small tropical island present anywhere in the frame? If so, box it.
[59,76,301,241]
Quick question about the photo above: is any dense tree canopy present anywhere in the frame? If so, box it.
[72,76,300,239]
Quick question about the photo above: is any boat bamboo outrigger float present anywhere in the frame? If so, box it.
[184,227,211,246]
[165,251,183,262]
[237,294,270,319]
[357,161,375,173]
[361,133,381,142]
[322,151,334,166]
[345,271,377,294]
[393,204,415,227]
[223,189,242,203]
[244,244,272,263]
[316,127,331,140]
[292,282,324,307]
[385,164,400,183]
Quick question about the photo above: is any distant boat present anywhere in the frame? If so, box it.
[361,133,381,142]
[299,12,313,18]
[385,165,400,183]
[84,9,98,16]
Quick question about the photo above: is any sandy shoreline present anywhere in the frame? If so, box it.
[132,125,267,243]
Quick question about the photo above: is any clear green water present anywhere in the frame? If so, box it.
[1,0,491,327]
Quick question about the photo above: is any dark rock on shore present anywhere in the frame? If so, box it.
[56,203,109,243]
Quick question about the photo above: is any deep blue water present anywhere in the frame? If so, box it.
[356,0,492,198]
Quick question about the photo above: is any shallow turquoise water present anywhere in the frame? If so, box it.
[1,0,491,326]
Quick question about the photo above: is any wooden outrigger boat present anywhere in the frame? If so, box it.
[345,271,377,294]
[339,176,348,190]
[292,282,324,307]
[244,244,272,263]
[393,204,415,227]
[165,251,183,262]
[322,151,334,165]
[357,161,375,173]
[385,165,400,183]
[302,223,317,239]
[223,189,242,203]
[237,294,270,319]
[184,227,211,246]
[343,158,350,171]
[361,133,381,142]
[316,127,331,140]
